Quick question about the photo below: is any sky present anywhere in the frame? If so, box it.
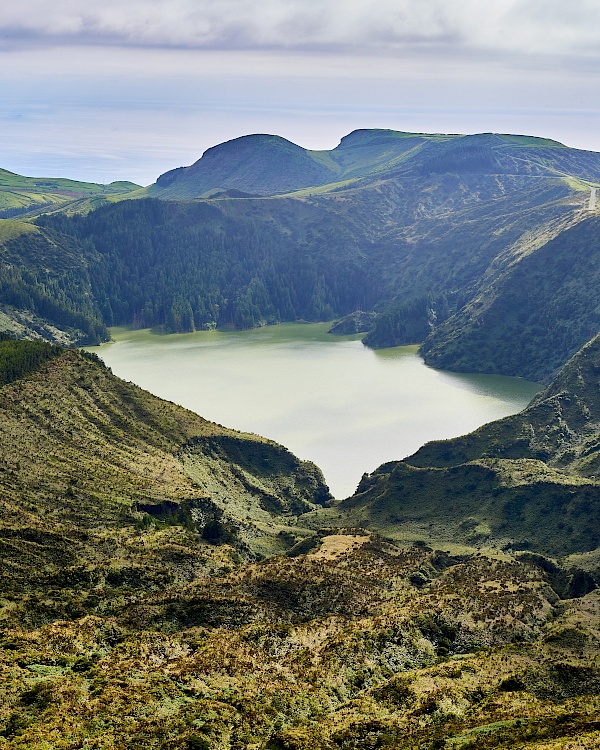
[1,0,600,185]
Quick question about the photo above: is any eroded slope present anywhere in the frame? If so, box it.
[0,342,330,628]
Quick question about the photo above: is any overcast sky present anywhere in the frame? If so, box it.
[2,0,599,184]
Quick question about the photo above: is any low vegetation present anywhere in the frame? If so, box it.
[2,126,600,745]
[1,529,599,748]
[0,335,599,746]
[317,334,600,568]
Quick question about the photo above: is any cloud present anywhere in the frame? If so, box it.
[2,0,600,183]
[2,0,600,59]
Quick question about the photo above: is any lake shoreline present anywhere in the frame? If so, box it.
[88,323,541,498]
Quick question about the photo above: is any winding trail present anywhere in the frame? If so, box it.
[589,187,597,210]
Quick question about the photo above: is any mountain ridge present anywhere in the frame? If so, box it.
[1,127,599,381]
[147,128,600,200]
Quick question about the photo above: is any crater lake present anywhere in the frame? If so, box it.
[91,323,542,499]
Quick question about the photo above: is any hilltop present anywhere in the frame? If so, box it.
[1,128,599,375]
[147,130,599,200]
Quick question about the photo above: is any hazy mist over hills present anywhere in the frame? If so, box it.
[3,1,600,182]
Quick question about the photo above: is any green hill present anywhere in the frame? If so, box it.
[320,333,600,564]
[0,168,141,219]
[2,129,600,381]
[148,134,341,199]
[148,129,600,200]
[146,129,440,199]
[35,143,595,347]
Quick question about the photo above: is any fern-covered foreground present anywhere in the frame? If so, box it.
[1,533,599,749]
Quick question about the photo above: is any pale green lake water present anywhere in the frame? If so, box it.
[92,323,542,499]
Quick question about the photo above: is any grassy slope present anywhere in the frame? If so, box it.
[0,168,140,218]
[317,335,600,563]
[146,134,342,199]
[0,340,599,747]
[0,344,330,629]
[0,220,38,242]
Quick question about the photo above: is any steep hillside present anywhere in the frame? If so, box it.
[412,333,600,477]
[421,216,600,382]
[37,159,588,340]
[37,197,380,330]
[0,340,330,629]
[0,219,107,345]
[322,334,600,563]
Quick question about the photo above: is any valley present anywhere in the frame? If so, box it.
[1,128,599,748]
[0,335,600,749]
[93,324,540,499]
[1,129,599,381]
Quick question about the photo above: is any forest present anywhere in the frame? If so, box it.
[37,199,379,333]
[1,129,599,381]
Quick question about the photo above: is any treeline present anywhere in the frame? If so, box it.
[0,334,63,386]
[39,200,378,333]
[363,293,459,348]
[0,231,108,344]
